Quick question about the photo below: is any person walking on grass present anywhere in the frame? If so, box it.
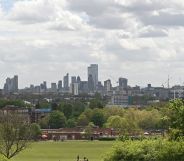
[77,155,80,161]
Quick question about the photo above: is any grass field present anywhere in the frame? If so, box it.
[12,141,115,161]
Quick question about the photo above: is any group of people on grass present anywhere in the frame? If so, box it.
[77,155,89,161]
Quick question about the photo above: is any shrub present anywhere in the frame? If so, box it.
[104,140,184,161]
[99,137,116,141]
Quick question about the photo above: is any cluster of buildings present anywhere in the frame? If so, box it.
[3,75,18,94]
[2,64,184,106]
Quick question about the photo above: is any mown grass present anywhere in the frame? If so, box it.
[12,141,115,161]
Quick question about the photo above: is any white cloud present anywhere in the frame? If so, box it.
[0,0,184,88]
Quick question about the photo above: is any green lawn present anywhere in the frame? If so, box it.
[12,141,115,161]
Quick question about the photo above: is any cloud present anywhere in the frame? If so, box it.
[138,26,168,37]
[140,12,184,26]
[1,0,184,88]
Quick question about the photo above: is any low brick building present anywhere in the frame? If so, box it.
[42,127,117,140]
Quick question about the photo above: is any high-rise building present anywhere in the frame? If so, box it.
[51,83,57,92]
[63,73,69,91]
[13,75,18,92]
[77,76,81,91]
[80,81,88,94]
[70,83,79,95]
[43,81,47,90]
[3,75,18,94]
[58,80,62,92]
[119,78,128,88]
[88,74,94,92]
[77,76,81,83]
[71,76,77,84]
[40,81,47,92]
[88,64,98,91]
[104,79,112,92]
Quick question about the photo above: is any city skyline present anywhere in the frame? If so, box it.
[0,64,182,90]
[1,1,184,88]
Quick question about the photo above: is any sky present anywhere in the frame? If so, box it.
[0,0,184,88]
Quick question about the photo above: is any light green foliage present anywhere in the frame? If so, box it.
[169,99,184,130]
[0,99,26,108]
[85,122,95,139]
[30,123,41,140]
[137,109,162,130]
[0,113,31,159]
[168,99,184,140]
[0,155,7,161]
[77,114,89,126]
[104,140,184,161]
[106,116,128,134]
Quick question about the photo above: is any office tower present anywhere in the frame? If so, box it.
[77,76,81,83]
[70,83,79,95]
[51,83,57,92]
[80,81,88,93]
[63,73,69,91]
[104,79,112,92]
[13,75,18,92]
[43,81,47,90]
[40,81,47,92]
[58,80,62,91]
[119,77,128,88]
[88,64,98,91]
[88,74,94,92]
[34,86,41,93]
[76,76,81,91]
[71,76,77,84]
[3,75,18,94]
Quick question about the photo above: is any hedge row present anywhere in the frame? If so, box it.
[104,140,184,161]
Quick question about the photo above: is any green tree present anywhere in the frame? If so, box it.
[51,102,59,111]
[67,118,77,128]
[62,103,73,119]
[85,122,95,140]
[168,99,184,140]
[106,115,128,134]
[104,140,184,161]
[77,114,89,126]
[30,123,41,140]
[89,99,104,109]
[0,113,31,159]
[72,101,86,117]
[91,109,105,127]
[49,111,66,129]
[39,115,49,129]
[137,109,161,130]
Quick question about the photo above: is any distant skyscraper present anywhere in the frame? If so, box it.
[40,81,47,92]
[58,80,62,91]
[51,83,57,92]
[104,79,112,92]
[71,76,77,84]
[63,73,69,91]
[43,81,47,90]
[13,75,18,92]
[119,78,128,88]
[3,75,18,94]
[88,64,98,91]
[77,76,81,83]
[88,74,94,92]
[70,83,79,95]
